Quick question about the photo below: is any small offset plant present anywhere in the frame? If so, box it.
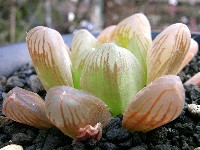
[2,13,199,143]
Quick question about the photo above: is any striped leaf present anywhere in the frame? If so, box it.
[185,72,200,86]
[178,39,199,73]
[80,43,146,116]
[122,75,185,132]
[127,32,152,74]
[97,25,116,44]
[45,86,111,139]
[147,23,191,83]
[71,29,98,88]
[110,13,151,49]
[2,87,53,128]
[26,26,73,90]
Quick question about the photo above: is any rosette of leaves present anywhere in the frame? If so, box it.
[2,13,198,142]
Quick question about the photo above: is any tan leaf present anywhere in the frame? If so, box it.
[2,87,53,128]
[97,25,116,44]
[122,75,185,132]
[147,23,191,83]
[45,86,111,139]
[185,72,200,86]
[26,26,73,90]
[178,39,199,72]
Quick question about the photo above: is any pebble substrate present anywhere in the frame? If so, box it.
[0,50,200,150]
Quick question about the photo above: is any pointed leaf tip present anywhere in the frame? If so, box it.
[45,86,111,139]
[2,87,53,128]
[122,75,185,132]
[26,26,73,90]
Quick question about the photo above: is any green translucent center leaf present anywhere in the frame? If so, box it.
[71,29,98,89]
[80,43,146,116]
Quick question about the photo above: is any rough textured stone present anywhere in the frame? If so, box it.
[188,104,200,117]
[0,76,6,88]
[6,76,24,90]
[28,75,44,93]
[0,144,23,150]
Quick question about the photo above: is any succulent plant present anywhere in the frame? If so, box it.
[2,13,198,143]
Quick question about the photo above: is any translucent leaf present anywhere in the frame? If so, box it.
[127,32,152,74]
[2,87,53,128]
[110,13,151,49]
[71,29,98,88]
[26,26,73,90]
[185,72,200,86]
[97,25,116,44]
[80,43,146,116]
[45,86,111,139]
[122,75,185,132]
[147,23,191,84]
[178,39,199,73]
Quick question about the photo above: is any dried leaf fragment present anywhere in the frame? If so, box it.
[2,87,53,128]
[122,75,185,132]
[72,122,102,144]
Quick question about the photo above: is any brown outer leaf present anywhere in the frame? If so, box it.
[45,86,111,139]
[2,87,53,128]
[147,23,191,84]
[122,75,185,132]
[185,72,200,86]
[97,25,116,44]
[178,39,199,73]
[26,26,73,91]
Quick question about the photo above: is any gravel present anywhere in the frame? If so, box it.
[0,49,200,149]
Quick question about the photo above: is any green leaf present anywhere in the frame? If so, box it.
[127,32,152,75]
[26,26,73,91]
[71,29,98,88]
[110,13,151,49]
[80,43,146,116]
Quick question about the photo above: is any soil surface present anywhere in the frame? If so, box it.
[0,51,200,150]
